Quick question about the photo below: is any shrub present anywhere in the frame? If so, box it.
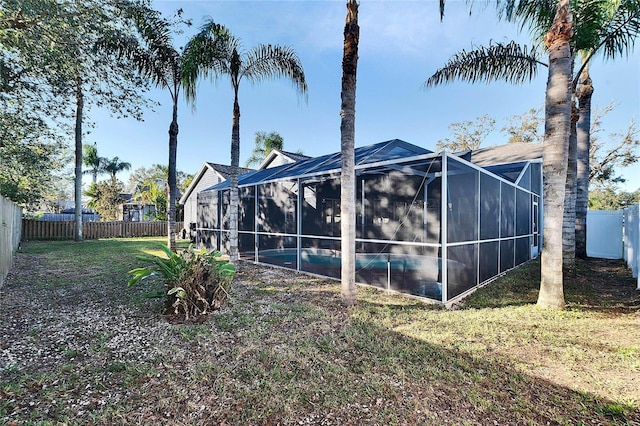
[128,245,235,321]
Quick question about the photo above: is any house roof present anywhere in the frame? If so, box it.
[179,162,254,204]
[257,149,311,170]
[202,139,546,194]
[467,143,543,167]
[206,139,432,191]
[205,162,253,179]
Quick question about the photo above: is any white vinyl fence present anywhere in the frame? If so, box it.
[622,203,639,289]
[587,210,624,259]
[0,195,22,288]
[587,204,640,289]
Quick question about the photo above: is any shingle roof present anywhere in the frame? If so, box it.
[468,143,543,167]
[280,150,311,162]
[206,163,254,179]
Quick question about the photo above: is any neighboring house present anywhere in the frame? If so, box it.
[197,139,544,306]
[180,163,254,234]
[258,149,310,169]
[180,153,308,235]
[118,193,157,222]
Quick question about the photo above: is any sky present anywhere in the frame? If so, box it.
[88,0,640,192]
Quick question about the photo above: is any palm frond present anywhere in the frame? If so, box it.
[97,31,171,89]
[425,41,546,87]
[498,0,556,42]
[573,0,614,51]
[181,20,236,102]
[241,44,308,99]
[122,3,174,59]
[597,0,640,59]
[97,3,181,90]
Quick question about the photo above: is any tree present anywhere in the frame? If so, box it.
[497,0,640,259]
[502,108,543,144]
[127,164,192,219]
[436,114,496,152]
[82,142,107,184]
[537,0,573,309]
[588,104,640,186]
[0,107,71,210]
[134,179,167,221]
[426,0,639,305]
[574,55,593,257]
[588,185,640,210]
[84,179,124,222]
[1,2,74,210]
[102,156,131,180]
[182,20,307,263]
[127,164,191,193]
[2,1,152,242]
[244,131,284,168]
[572,0,640,257]
[0,136,68,207]
[339,0,359,307]
[100,4,198,252]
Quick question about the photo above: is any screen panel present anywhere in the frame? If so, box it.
[446,243,478,300]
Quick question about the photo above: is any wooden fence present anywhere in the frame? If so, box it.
[22,220,184,241]
[1,195,22,288]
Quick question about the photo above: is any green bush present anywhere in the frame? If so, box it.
[128,245,235,321]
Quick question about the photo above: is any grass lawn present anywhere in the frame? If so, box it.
[0,237,638,425]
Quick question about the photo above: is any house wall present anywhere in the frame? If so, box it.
[184,169,223,231]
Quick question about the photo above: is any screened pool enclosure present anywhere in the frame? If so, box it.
[197,139,542,304]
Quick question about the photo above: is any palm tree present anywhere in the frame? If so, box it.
[537,0,574,309]
[98,5,212,252]
[103,156,131,180]
[134,179,167,221]
[182,21,307,263]
[502,0,640,260]
[426,0,639,307]
[340,0,359,306]
[575,56,593,257]
[74,76,84,242]
[82,142,106,184]
[244,131,285,168]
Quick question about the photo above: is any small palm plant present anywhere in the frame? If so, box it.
[129,245,235,321]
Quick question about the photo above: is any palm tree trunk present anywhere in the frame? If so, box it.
[575,62,593,258]
[563,100,579,277]
[229,94,241,263]
[340,0,359,306]
[538,0,573,309]
[74,77,84,242]
[167,97,178,252]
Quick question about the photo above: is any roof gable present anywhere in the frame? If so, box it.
[257,149,311,170]
[179,162,254,204]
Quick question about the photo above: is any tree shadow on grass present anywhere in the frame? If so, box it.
[308,317,640,425]
[460,257,639,313]
[2,251,639,425]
